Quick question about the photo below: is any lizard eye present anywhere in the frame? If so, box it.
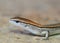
[15,21,19,23]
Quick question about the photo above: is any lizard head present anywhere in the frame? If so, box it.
[9,17,28,27]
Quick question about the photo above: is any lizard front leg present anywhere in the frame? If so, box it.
[40,31,49,40]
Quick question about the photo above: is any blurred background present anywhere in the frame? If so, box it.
[0,0,60,25]
[0,0,60,43]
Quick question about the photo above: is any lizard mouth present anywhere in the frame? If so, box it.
[9,20,21,26]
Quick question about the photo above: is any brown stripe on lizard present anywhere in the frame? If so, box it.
[11,17,60,28]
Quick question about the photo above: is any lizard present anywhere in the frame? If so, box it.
[9,17,60,40]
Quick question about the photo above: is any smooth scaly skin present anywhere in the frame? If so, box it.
[9,17,60,40]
